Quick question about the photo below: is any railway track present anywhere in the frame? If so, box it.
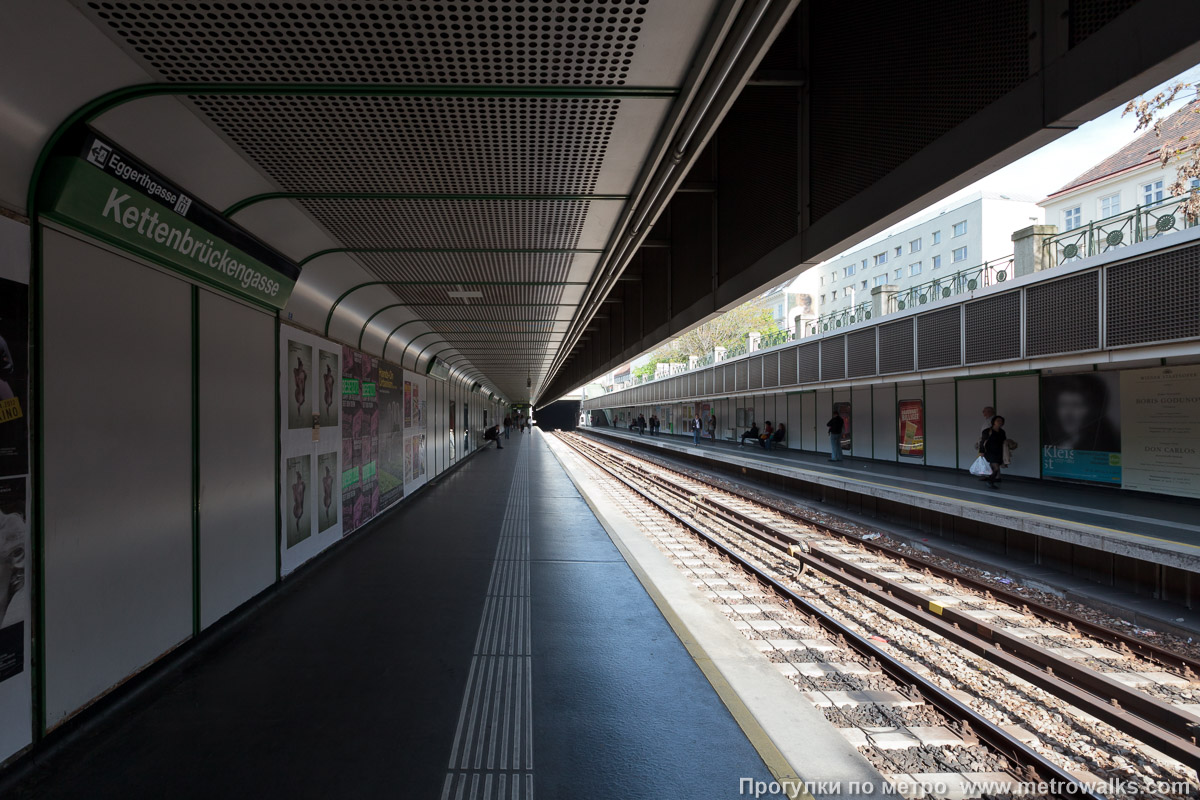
[554,431,1200,799]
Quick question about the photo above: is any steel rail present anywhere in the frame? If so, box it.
[565,433,1200,772]
[556,432,1101,799]
[580,431,1200,676]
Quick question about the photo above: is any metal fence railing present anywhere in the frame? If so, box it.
[1044,194,1197,266]
[892,254,1015,311]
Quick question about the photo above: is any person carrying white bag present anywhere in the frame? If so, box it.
[973,416,1008,488]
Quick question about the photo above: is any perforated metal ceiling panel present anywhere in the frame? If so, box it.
[67,0,719,400]
[192,95,622,194]
[356,251,579,284]
[298,197,591,249]
[82,1,651,85]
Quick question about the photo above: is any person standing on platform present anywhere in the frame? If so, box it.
[827,410,845,462]
[708,414,717,441]
[692,413,703,445]
[637,413,647,435]
[979,415,1007,488]
[503,414,512,440]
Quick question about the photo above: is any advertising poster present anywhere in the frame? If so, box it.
[0,214,30,764]
[1120,366,1200,498]
[404,381,412,429]
[1041,373,1122,484]
[341,345,361,530]
[404,374,430,492]
[898,399,924,459]
[279,325,342,575]
[317,349,339,431]
[0,478,27,685]
[285,454,312,547]
[340,347,389,535]
[834,401,852,453]
[286,339,313,429]
[377,363,405,509]
[317,451,338,533]
[358,354,379,524]
[0,278,28,479]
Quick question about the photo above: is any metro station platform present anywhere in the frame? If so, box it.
[583,426,1200,609]
[2,430,796,800]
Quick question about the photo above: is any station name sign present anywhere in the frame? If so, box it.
[38,130,300,310]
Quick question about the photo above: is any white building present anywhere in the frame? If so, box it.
[802,192,1044,321]
[1041,99,1200,232]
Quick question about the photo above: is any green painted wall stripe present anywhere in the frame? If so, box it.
[224,191,629,216]
[191,287,201,636]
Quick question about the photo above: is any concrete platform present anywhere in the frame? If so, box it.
[546,433,886,800]
[1,431,783,800]
[584,426,1200,572]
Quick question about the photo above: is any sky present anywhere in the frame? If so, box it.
[824,63,1200,258]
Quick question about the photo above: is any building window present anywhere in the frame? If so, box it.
[909,262,922,276]
[831,271,837,282]
[932,255,942,269]
[1064,205,1081,231]
[1099,193,1120,218]
[894,245,902,257]
[1143,180,1164,206]
[860,279,868,290]
[874,252,888,266]
[819,276,824,286]
[831,289,837,300]
[861,259,867,270]
[844,263,856,277]
[952,220,967,237]
[910,238,922,253]
[932,231,941,245]
[893,268,902,280]
[873,275,887,287]
[820,294,825,305]
[952,246,968,262]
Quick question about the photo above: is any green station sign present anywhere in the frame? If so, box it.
[38,130,300,310]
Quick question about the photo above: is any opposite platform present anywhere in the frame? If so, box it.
[5,430,779,799]
[584,426,1200,573]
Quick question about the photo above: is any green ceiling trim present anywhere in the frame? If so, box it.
[324,279,586,336]
[28,81,676,220]
[225,191,629,216]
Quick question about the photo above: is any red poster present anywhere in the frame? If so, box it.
[898,399,924,459]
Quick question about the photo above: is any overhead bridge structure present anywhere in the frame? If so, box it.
[1,0,1199,793]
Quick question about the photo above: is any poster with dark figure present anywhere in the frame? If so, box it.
[0,478,26,683]
[317,451,338,533]
[0,279,28,479]
[318,349,339,430]
[286,455,312,547]
[1040,372,1121,483]
[286,340,313,429]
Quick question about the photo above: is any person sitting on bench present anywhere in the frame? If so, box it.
[738,423,760,448]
